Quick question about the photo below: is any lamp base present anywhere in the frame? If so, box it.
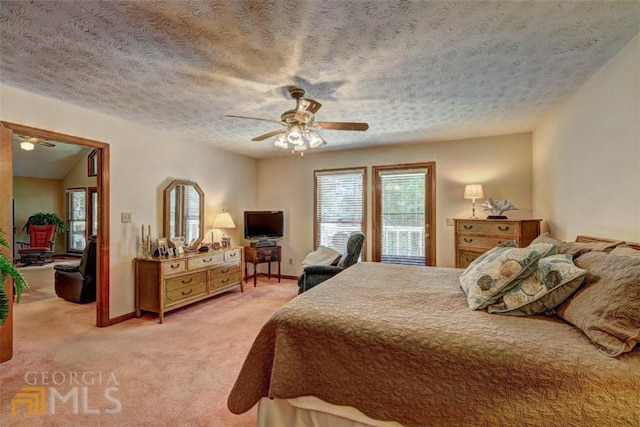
[487,215,508,219]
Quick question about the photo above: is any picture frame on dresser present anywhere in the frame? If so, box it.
[156,237,169,257]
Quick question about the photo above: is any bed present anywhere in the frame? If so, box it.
[228,235,640,426]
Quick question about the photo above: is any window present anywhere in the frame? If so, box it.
[66,188,87,252]
[87,149,98,177]
[314,168,366,256]
[373,163,435,266]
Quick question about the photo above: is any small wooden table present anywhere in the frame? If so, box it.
[244,246,281,287]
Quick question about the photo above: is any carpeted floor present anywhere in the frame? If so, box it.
[0,265,298,426]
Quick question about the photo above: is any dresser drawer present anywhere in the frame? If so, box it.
[457,235,512,250]
[457,221,517,237]
[458,250,483,269]
[163,259,187,276]
[224,249,241,262]
[164,271,206,305]
[209,271,241,291]
[210,262,240,278]
[188,252,224,270]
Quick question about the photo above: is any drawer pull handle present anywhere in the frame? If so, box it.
[221,268,229,274]
[228,253,237,258]
[463,225,473,230]
[170,264,181,269]
[464,238,473,243]
[203,258,213,263]
[222,278,230,284]
[181,278,193,285]
[181,289,193,296]
[498,226,510,231]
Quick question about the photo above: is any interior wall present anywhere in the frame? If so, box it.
[13,176,65,254]
[1,83,258,319]
[532,34,640,242]
[256,133,533,273]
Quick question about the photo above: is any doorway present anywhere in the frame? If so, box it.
[0,121,110,361]
[372,162,436,266]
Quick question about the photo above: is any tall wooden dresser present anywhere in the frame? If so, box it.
[454,219,542,268]
[135,247,242,323]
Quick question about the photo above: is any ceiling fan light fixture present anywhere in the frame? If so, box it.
[20,141,35,151]
[307,131,324,148]
[286,126,302,145]
[274,134,288,149]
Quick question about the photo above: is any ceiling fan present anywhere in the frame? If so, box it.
[18,135,55,151]
[225,86,368,155]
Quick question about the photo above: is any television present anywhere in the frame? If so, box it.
[244,211,284,240]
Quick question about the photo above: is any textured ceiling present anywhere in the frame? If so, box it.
[1,1,638,159]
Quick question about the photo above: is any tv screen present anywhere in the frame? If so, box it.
[244,211,284,240]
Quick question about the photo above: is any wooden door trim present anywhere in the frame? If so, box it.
[0,121,111,331]
[371,162,436,266]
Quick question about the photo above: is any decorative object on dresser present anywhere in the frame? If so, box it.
[481,198,518,219]
[454,218,542,268]
[135,247,243,323]
[244,246,281,287]
[213,211,236,249]
[463,184,484,219]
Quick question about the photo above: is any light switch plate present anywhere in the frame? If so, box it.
[446,218,454,226]
[121,212,132,223]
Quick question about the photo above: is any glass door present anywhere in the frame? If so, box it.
[373,163,435,266]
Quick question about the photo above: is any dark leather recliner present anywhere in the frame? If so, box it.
[54,235,97,303]
[297,231,365,294]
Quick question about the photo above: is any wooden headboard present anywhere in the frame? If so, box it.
[576,235,640,251]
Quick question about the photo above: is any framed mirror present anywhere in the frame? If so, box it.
[163,179,204,248]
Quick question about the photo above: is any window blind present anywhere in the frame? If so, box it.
[314,168,365,254]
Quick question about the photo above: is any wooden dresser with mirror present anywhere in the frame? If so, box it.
[135,248,242,323]
[135,179,243,323]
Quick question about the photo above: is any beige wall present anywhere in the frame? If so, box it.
[63,148,98,190]
[257,133,533,273]
[532,34,640,242]
[1,84,258,318]
[13,177,65,254]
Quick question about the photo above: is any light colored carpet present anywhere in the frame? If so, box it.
[0,267,298,426]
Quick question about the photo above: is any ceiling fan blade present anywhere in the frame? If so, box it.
[315,122,369,131]
[251,129,286,141]
[225,115,285,126]
[38,141,55,147]
[305,99,322,114]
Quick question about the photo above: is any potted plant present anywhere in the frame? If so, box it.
[0,229,29,327]
[23,212,67,235]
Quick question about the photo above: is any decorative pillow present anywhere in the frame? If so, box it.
[487,254,586,316]
[556,252,640,357]
[530,233,622,259]
[459,242,556,310]
[610,245,640,259]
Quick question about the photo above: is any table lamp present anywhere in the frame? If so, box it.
[464,184,484,219]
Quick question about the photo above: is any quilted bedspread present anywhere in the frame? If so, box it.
[227,262,640,426]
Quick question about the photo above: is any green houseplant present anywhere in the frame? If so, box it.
[23,212,67,235]
[0,229,29,327]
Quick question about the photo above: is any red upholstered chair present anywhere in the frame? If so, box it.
[17,224,57,265]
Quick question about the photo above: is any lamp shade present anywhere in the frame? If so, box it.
[464,184,484,200]
[213,212,236,229]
